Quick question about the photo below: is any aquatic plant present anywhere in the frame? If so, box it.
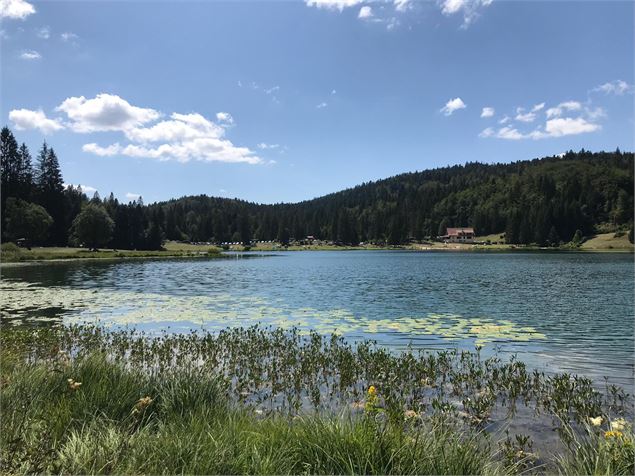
[0,324,632,475]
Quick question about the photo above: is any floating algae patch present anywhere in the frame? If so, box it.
[0,280,545,345]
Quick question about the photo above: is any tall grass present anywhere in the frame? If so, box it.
[0,324,632,475]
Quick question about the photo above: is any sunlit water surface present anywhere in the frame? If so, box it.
[2,251,633,388]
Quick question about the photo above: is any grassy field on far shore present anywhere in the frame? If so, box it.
[0,242,221,264]
[1,231,631,264]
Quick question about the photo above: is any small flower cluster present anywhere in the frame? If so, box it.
[589,416,630,440]
[365,385,379,414]
[67,378,82,391]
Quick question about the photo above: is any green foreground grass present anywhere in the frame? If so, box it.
[1,325,633,475]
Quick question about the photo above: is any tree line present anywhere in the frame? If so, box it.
[1,127,162,250]
[1,125,633,249]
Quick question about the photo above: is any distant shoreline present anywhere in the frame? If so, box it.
[2,240,632,266]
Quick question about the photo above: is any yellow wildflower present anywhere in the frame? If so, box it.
[610,418,627,432]
[367,385,377,396]
[67,378,82,391]
[589,416,603,427]
[604,430,624,439]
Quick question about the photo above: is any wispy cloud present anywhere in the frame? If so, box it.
[316,102,328,109]
[305,0,363,11]
[36,26,50,39]
[20,49,41,60]
[591,79,634,96]
[60,31,79,43]
[238,81,281,103]
[257,143,280,150]
[545,101,581,118]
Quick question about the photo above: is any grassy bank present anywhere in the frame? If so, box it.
[1,325,633,475]
[0,242,222,264]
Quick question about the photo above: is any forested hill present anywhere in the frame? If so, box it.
[1,123,633,249]
[150,150,633,246]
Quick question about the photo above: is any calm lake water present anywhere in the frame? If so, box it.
[1,251,633,387]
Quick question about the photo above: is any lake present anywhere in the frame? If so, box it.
[1,251,633,388]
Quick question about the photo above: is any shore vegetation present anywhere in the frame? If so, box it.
[1,324,632,475]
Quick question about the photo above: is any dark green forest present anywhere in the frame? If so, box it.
[1,126,633,249]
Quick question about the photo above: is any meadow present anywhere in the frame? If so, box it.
[1,324,632,475]
[0,242,222,264]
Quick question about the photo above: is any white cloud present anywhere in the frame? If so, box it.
[440,97,466,116]
[331,89,337,95]
[545,101,581,118]
[9,108,64,134]
[36,26,50,39]
[481,117,601,141]
[14,93,263,165]
[56,94,161,133]
[358,5,373,19]
[441,0,466,15]
[305,0,363,11]
[0,0,35,19]
[216,112,234,124]
[125,113,224,143]
[592,80,633,95]
[531,102,545,112]
[82,143,122,157]
[394,0,411,12]
[439,0,493,27]
[65,183,97,194]
[61,31,78,42]
[496,126,524,140]
[542,117,601,137]
[480,107,495,118]
[515,111,536,122]
[498,115,510,124]
[114,140,261,164]
[126,192,141,201]
[257,143,280,150]
[20,50,41,60]
[316,102,328,109]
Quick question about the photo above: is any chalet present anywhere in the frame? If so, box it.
[441,227,475,243]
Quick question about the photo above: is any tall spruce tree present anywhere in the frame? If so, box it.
[17,143,34,201]
[36,145,66,244]
[1,126,20,218]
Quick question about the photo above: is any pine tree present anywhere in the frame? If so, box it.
[17,143,34,201]
[36,145,66,244]
[1,126,20,217]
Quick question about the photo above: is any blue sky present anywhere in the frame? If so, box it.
[1,0,633,204]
